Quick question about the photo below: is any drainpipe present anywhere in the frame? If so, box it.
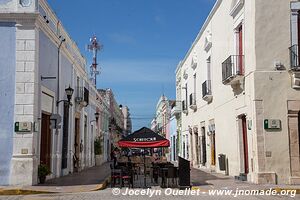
[54,29,65,177]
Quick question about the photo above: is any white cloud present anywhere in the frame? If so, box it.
[99,59,176,84]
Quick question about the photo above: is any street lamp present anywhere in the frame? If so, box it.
[95,112,100,121]
[57,85,74,106]
[65,85,74,103]
[60,85,73,169]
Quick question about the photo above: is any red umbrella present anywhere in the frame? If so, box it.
[118,127,170,188]
[118,127,170,148]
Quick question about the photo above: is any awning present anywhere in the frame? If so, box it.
[118,127,170,148]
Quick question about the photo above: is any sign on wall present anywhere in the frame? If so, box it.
[264,119,281,130]
[15,122,32,132]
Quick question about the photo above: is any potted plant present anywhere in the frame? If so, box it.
[38,164,51,184]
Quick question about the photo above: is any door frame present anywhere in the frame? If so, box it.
[239,114,249,174]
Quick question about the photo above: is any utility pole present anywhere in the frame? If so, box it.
[87,36,102,87]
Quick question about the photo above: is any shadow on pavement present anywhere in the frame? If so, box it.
[191,168,230,186]
[38,162,110,187]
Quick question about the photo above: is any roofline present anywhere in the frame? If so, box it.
[175,0,222,74]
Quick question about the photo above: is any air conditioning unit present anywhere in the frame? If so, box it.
[292,73,300,89]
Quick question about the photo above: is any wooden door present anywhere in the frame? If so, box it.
[242,116,249,174]
[201,127,207,165]
[211,133,216,166]
[40,113,51,168]
[74,118,80,170]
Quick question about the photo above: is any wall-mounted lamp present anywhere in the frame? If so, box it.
[91,112,100,123]
[95,112,100,121]
[57,85,74,106]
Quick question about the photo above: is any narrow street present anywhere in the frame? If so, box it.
[1,0,300,199]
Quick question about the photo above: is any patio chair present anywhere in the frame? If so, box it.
[110,164,122,188]
[120,166,133,188]
[166,166,178,188]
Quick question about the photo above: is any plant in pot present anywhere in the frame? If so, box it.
[38,164,51,184]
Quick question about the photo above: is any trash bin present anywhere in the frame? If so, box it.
[218,154,226,171]
[178,156,190,189]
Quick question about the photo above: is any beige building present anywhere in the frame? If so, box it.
[176,0,300,184]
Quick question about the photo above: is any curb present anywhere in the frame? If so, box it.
[0,176,111,195]
[0,189,55,196]
[272,188,300,194]
[91,176,111,191]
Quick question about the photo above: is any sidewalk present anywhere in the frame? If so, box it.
[191,167,300,192]
[0,162,110,194]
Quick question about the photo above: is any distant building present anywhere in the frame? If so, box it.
[121,105,132,137]
[151,95,174,158]
[98,89,124,151]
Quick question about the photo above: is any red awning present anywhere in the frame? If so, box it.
[117,127,170,148]
[118,140,170,148]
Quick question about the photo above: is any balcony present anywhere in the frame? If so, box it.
[182,100,188,114]
[289,45,300,89]
[75,86,89,107]
[171,101,181,117]
[189,93,197,111]
[222,55,244,85]
[202,80,213,102]
[289,45,300,71]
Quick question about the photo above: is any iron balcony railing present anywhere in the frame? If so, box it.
[189,93,196,106]
[75,86,89,105]
[222,55,244,83]
[171,101,181,116]
[182,100,187,112]
[202,80,212,98]
[289,44,300,70]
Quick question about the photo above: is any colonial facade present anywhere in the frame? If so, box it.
[151,95,175,158]
[98,89,124,151]
[0,0,124,186]
[176,0,300,185]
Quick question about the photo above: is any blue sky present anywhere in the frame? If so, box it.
[47,0,215,131]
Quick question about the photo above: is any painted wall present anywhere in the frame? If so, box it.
[177,0,300,184]
[39,31,58,92]
[169,116,177,161]
[0,22,15,185]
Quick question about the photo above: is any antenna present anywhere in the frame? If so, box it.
[87,35,103,87]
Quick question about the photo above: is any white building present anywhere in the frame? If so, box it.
[176,0,300,184]
[0,0,107,185]
[121,105,132,137]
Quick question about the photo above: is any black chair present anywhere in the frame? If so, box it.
[110,164,122,188]
[166,166,178,188]
[120,166,134,188]
[159,167,168,188]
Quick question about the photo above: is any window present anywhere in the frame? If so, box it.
[236,24,244,74]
